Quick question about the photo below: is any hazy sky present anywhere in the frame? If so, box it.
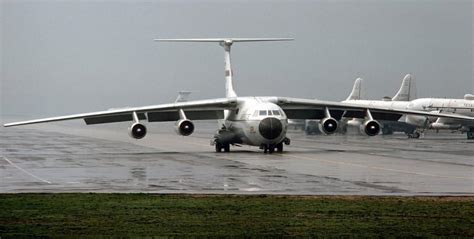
[1,0,473,118]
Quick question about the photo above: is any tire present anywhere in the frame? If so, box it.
[224,144,230,152]
[276,143,283,152]
[215,142,222,153]
[268,145,275,154]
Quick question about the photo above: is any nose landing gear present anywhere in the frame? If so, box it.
[261,142,285,154]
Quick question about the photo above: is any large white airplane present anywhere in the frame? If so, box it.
[341,74,417,135]
[405,94,474,137]
[4,38,474,152]
[302,74,416,135]
[344,75,474,139]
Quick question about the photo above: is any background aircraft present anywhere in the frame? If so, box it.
[343,75,474,139]
[303,74,416,135]
[4,38,474,153]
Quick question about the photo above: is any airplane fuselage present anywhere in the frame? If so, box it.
[216,97,288,149]
[344,98,474,130]
[405,98,474,129]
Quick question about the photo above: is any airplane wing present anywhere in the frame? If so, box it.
[3,98,237,127]
[273,97,474,121]
[423,106,474,110]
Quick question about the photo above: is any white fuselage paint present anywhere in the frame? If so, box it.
[220,97,288,146]
[344,98,474,130]
[405,98,474,129]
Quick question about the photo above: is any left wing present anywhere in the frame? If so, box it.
[272,97,474,121]
[3,98,237,127]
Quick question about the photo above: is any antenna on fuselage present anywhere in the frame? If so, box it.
[154,38,294,98]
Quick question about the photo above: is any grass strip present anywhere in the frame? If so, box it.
[0,194,473,237]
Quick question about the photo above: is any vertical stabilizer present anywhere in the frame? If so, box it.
[221,41,237,98]
[392,74,414,101]
[346,77,363,101]
[154,38,293,98]
[175,91,192,103]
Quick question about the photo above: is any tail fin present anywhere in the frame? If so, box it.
[155,38,293,98]
[392,74,414,101]
[175,91,192,103]
[346,77,363,101]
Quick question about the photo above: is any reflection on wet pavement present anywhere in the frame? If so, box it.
[1,123,473,195]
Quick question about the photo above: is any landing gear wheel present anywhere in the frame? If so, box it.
[276,143,283,152]
[215,142,223,153]
[268,145,275,154]
[223,143,230,152]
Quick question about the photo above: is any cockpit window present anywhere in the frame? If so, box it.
[253,111,258,117]
[259,110,267,116]
[272,110,280,115]
[267,110,273,115]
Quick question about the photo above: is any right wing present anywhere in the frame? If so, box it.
[4,98,237,127]
[272,97,474,122]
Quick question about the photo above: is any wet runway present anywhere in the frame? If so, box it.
[1,121,473,195]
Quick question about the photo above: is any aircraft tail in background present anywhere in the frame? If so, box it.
[346,77,363,101]
[392,74,416,101]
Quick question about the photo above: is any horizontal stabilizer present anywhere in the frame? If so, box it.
[154,38,294,43]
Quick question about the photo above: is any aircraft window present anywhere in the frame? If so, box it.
[253,111,258,117]
[279,110,285,116]
[268,110,273,115]
[272,110,280,115]
[259,110,267,116]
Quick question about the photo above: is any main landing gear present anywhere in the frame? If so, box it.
[215,141,230,153]
[407,131,421,139]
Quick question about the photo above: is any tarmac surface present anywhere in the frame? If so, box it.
[1,120,473,195]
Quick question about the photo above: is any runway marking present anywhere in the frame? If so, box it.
[281,154,473,181]
[2,156,52,184]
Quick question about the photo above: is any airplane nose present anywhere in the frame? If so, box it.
[259,117,283,140]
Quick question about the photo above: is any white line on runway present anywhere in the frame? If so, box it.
[2,156,52,184]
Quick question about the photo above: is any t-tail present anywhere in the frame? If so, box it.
[346,77,363,101]
[154,38,293,98]
[392,74,415,101]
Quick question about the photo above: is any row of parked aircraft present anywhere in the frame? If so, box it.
[302,74,474,139]
[4,38,474,153]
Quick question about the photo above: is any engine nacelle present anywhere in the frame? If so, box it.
[318,117,339,134]
[175,119,195,136]
[360,120,381,136]
[128,123,147,139]
[430,123,461,130]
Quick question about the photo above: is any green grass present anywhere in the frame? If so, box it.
[0,194,473,237]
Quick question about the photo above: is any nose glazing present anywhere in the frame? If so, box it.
[259,117,283,140]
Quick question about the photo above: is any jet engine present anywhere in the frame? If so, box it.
[318,117,339,134]
[360,120,381,136]
[430,122,461,130]
[175,119,195,136]
[128,123,147,139]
